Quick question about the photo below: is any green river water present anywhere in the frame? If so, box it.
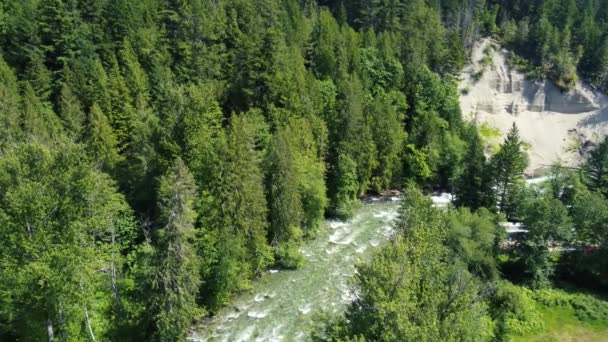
[188,200,400,341]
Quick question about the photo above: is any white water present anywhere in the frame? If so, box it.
[189,202,399,341]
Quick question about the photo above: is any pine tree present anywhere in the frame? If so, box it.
[585,136,608,197]
[0,55,22,145]
[520,196,572,288]
[455,126,492,210]
[57,81,86,139]
[266,128,303,268]
[490,123,528,218]
[23,52,52,100]
[86,103,121,170]
[150,158,201,341]
[225,115,273,275]
[107,56,135,152]
[20,81,62,143]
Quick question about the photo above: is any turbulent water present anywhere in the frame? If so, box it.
[188,201,399,342]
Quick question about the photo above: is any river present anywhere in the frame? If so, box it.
[189,178,546,341]
[188,200,400,341]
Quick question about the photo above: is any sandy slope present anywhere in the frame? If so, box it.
[459,38,608,174]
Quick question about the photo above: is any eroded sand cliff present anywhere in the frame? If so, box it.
[460,38,608,174]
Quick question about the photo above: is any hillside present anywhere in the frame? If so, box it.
[460,38,608,174]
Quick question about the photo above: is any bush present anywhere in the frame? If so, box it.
[276,241,304,269]
[531,289,608,322]
[530,288,571,307]
[492,282,544,337]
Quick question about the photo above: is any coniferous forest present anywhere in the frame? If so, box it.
[2,0,608,341]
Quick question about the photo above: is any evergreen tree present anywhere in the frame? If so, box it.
[149,158,201,341]
[20,81,62,143]
[0,55,22,145]
[584,136,608,197]
[490,123,528,218]
[57,80,86,139]
[455,126,492,210]
[266,127,303,268]
[86,103,122,171]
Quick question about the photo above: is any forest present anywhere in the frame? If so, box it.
[1,0,608,341]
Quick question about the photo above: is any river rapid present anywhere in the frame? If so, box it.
[189,178,546,342]
[188,200,400,341]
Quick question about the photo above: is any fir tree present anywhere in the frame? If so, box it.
[150,158,201,341]
[490,123,528,218]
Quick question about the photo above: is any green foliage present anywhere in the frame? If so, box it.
[455,125,493,210]
[86,103,122,170]
[329,152,359,219]
[317,184,495,341]
[0,142,137,341]
[446,207,501,280]
[0,0,549,339]
[149,158,202,341]
[491,282,545,338]
[0,55,22,145]
[531,289,608,323]
[520,196,572,288]
[490,0,608,91]
[490,123,529,219]
[585,136,608,198]
[266,126,304,267]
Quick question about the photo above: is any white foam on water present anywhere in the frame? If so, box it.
[329,227,357,245]
[387,210,398,221]
[299,248,313,257]
[382,225,395,238]
[225,311,241,320]
[235,326,256,342]
[390,196,400,202]
[431,193,452,207]
[236,303,252,312]
[369,239,380,247]
[340,287,356,302]
[269,269,279,274]
[526,176,550,185]
[254,293,266,302]
[373,210,389,219]
[325,246,338,254]
[247,310,269,319]
[374,209,398,222]
[254,325,284,342]
[500,221,528,233]
[329,221,347,229]
[355,245,366,253]
[328,228,349,244]
[298,303,312,315]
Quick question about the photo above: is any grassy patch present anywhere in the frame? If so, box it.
[512,305,608,342]
[512,288,608,342]
[479,122,502,153]
[479,122,501,140]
